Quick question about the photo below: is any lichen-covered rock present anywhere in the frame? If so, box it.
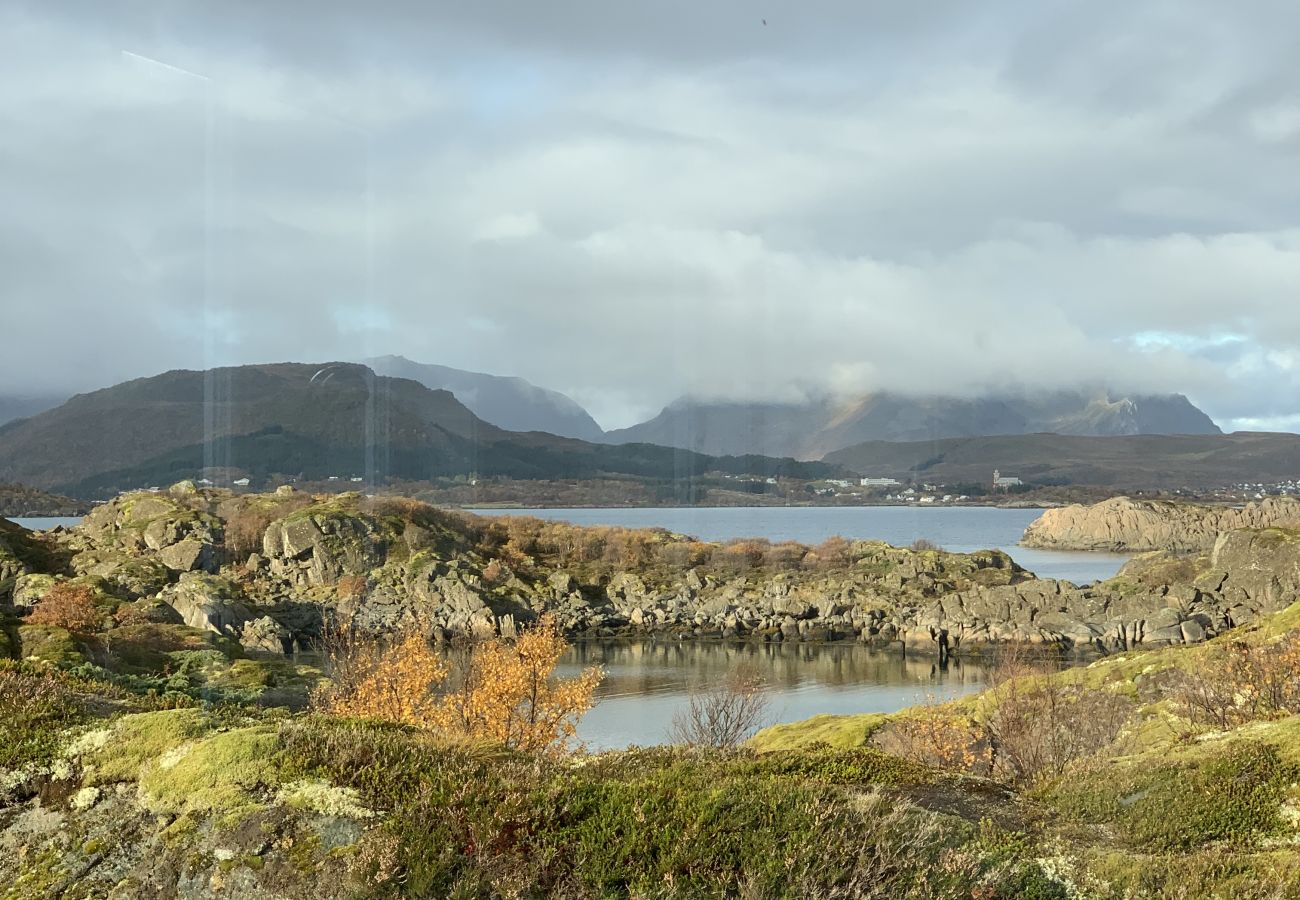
[240,616,291,655]
[263,510,388,587]
[162,574,251,638]
[11,573,57,608]
[1023,496,1300,552]
[158,537,216,573]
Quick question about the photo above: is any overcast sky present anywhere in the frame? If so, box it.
[3,1,1298,431]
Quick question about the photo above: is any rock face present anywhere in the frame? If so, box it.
[262,511,388,587]
[161,574,252,638]
[1022,496,1300,552]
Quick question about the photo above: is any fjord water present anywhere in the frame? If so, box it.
[478,505,1131,585]
[558,639,997,750]
[15,507,1123,751]
[11,516,84,531]
[511,506,1124,750]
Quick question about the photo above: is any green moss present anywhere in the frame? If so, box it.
[749,713,888,752]
[1077,847,1300,900]
[1,848,65,900]
[138,726,282,815]
[79,708,207,785]
[16,624,88,667]
[1044,739,1296,851]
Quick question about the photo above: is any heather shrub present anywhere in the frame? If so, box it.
[27,582,103,634]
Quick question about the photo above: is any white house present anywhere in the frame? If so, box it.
[992,469,1024,489]
[860,477,901,487]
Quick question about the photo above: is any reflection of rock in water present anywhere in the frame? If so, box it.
[562,639,995,699]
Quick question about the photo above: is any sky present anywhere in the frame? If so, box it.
[2,1,1299,432]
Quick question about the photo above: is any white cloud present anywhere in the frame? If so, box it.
[1,0,1298,433]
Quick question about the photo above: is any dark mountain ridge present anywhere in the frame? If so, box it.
[0,363,837,497]
[606,390,1221,459]
[824,431,1300,489]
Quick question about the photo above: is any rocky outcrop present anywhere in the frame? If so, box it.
[1021,496,1300,552]
[161,574,252,638]
[15,485,1299,660]
[262,511,388,587]
[78,488,222,573]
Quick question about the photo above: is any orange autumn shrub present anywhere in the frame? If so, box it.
[313,614,602,753]
[26,583,103,634]
[314,630,447,727]
[431,614,602,753]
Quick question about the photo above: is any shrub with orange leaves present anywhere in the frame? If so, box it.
[313,629,447,727]
[874,705,991,773]
[431,614,603,753]
[1172,634,1300,728]
[312,614,602,754]
[26,583,103,634]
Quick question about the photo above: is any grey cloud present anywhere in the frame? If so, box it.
[1,1,1298,432]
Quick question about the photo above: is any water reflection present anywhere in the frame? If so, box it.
[556,639,995,750]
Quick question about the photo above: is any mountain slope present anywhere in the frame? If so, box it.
[823,432,1300,489]
[607,390,1221,459]
[0,363,837,497]
[0,394,66,426]
[364,355,605,441]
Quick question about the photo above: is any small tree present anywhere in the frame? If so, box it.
[313,628,447,727]
[431,614,603,753]
[312,614,603,754]
[959,644,1133,785]
[670,665,770,748]
[27,583,103,634]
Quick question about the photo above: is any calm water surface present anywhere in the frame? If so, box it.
[478,506,1130,584]
[14,508,1110,750]
[11,516,84,530]
[558,639,997,750]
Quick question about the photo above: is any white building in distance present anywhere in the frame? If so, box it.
[992,469,1023,489]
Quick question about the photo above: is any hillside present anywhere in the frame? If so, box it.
[824,431,1300,489]
[364,355,605,441]
[607,390,1221,459]
[0,393,65,426]
[0,363,836,498]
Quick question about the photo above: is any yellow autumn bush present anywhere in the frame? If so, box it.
[313,615,602,753]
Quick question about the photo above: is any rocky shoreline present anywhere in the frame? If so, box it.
[5,484,1299,668]
[1021,494,1300,552]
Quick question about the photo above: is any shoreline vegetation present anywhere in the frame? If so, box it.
[4,485,1300,896]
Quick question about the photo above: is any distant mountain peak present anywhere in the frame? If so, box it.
[363,356,605,441]
[606,389,1220,460]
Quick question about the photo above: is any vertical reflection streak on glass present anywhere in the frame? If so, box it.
[364,128,378,489]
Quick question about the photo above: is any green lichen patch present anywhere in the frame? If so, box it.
[138,726,282,815]
[749,713,888,752]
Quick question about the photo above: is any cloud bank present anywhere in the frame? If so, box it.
[2,1,1298,430]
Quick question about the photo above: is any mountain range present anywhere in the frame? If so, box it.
[0,363,836,497]
[363,355,605,441]
[822,432,1300,490]
[603,391,1221,460]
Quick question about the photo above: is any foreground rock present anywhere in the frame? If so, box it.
[1021,495,1300,552]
